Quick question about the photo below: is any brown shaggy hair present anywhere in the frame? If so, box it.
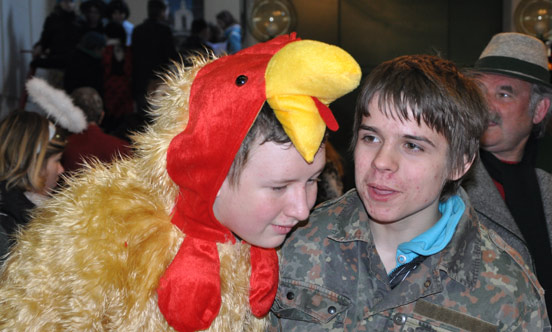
[351,55,488,200]
[226,102,290,186]
[0,110,65,192]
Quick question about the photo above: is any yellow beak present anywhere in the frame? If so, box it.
[265,39,361,162]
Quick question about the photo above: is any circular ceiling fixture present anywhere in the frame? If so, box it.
[248,0,297,42]
[514,0,552,40]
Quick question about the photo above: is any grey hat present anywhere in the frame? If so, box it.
[474,32,551,87]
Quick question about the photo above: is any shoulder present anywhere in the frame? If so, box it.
[536,168,552,223]
[312,189,363,219]
[285,189,364,245]
[536,168,552,186]
[463,160,494,197]
[0,185,34,227]
[476,222,545,308]
[228,25,241,35]
[132,22,147,35]
[442,202,548,327]
[278,189,369,280]
[0,220,9,262]
[462,162,512,224]
[123,21,134,30]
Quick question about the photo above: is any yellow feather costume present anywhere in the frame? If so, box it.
[0,34,360,331]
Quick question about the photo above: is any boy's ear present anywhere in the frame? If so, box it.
[450,154,475,181]
[532,97,550,125]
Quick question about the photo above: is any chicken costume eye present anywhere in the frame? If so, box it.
[235,75,248,86]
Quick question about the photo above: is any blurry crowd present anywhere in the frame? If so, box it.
[0,0,248,259]
[30,0,243,139]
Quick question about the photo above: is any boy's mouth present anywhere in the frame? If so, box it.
[272,224,296,234]
[367,183,399,201]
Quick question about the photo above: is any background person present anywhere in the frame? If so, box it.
[63,31,106,95]
[102,21,134,137]
[216,10,242,54]
[0,111,65,256]
[62,87,131,173]
[106,0,133,46]
[131,0,178,127]
[31,0,81,71]
[179,18,213,65]
[464,32,552,314]
[78,0,106,36]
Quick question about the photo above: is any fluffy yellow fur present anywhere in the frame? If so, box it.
[0,58,267,331]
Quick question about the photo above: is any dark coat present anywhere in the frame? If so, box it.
[0,221,8,263]
[32,7,82,69]
[63,47,104,95]
[464,159,552,271]
[0,182,36,259]
[131,19,178,99]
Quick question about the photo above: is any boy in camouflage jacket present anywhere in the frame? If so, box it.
[269,55,551,331]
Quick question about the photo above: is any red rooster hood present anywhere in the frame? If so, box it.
[159,33,361,331]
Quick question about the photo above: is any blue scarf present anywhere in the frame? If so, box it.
[395,194,465,268]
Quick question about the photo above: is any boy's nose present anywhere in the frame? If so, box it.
[285,187,310,221]
[372,145,398,173]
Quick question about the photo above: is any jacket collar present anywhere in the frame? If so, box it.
[327,189,372,243]
[328,188,481,291]
[433,188,481,289]
[464,159,524,240]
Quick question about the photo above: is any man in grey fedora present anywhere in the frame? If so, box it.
[464,32,552,314]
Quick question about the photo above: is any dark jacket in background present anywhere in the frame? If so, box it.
[63,48,103,95]
[32,7,82,69]
[131,18,177,100]
[464,160,552,271]
[0,181,36,259]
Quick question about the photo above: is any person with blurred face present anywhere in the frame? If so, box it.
[270,55,550,331]
[79,0,106,35]
[31,0,81,70]
[106,0,133,46]
[464,32,552,315]
[216,10,242,54]
[0,111,65,255]
[131,0,178,127]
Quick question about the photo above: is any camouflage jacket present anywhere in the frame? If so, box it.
[269,189,551,332]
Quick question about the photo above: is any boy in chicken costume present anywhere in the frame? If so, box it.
[0,34,360,331]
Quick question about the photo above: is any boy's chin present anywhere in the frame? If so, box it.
[245,236,286,249]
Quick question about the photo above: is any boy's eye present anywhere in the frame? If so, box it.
[361,134,379,143]
[405,142,423,151]
[307,177,321,185]
[272,185,286,191]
